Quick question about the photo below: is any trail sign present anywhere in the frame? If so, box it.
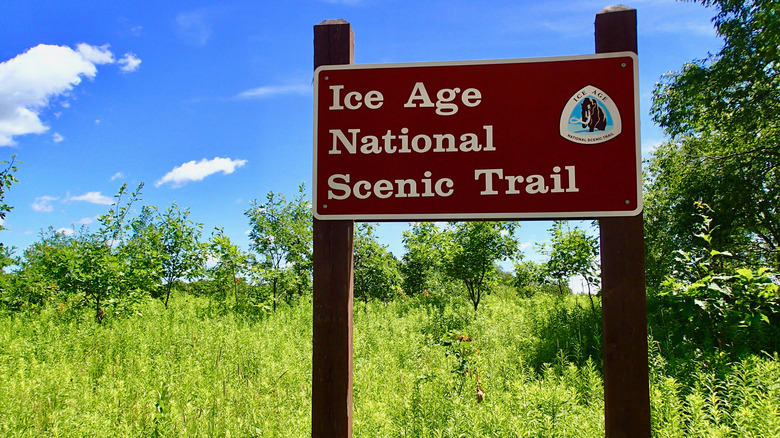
[313,52,640,220]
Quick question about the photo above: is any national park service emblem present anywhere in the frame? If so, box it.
[560,85,622,145]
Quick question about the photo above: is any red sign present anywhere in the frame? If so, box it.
[313,52,640,220]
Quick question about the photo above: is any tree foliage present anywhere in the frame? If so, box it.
[540,221,600,303]
[353,223,402,304]
[245,183,312,311]
[647,0,780,284]
[151,202,205,309]
[401,222,445,296]
[658,203,780,355]
[513,259,546,298]
[208,228,251,308]
[444,221,519,312]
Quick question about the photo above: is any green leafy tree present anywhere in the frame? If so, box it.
[10,184,148,320]
[151,202,205,309]
[513,259,546,298]
[15,229,79,310]
[353,223,402,305]
[245,184,312,311]
[401,222,445,296]
[540,221,600,306]
[208,228,251,308]
[659,203,780,354]
[72,234,119,322]
[444,221,519,312]
[647,0,780,284]
[15,228,120,322]
[98,184,159,307]
[120,205,165,299]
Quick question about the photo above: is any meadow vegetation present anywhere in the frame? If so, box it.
[1,285,779,437]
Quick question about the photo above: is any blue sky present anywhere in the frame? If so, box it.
[0,0,722,266]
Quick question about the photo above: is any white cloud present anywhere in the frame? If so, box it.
[236,84,310,99]
[73,216,98,226]
[56,228,76,236]
[118,53,141,73]
[76,43,114,65]
[66,191,114,205]
[0,43,139,146]
[52,132,64,143]
[32,195,58,213]
[156,157,247,188]
[0,44,110,146]
[110,172,125,181]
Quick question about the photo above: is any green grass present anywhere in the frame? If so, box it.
[1,289,778,437]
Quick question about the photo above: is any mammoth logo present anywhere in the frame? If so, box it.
[559,85,622,145]
[580,98,606,132]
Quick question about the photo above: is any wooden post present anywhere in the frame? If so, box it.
[312,19,355,438]
[595,6,652,438]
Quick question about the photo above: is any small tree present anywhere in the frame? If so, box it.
[98,183,158,308]
[120,205,165,300]
[540,221,600,307]
[245,184,312,311]
[401,222,444,296]
[353,223,402,305]
[15,184,149,321]
[151,202,205,309]
[513,259,546,298]
[208,227,251,308]
[444,221,519,312]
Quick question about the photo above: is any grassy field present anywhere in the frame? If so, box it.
[1,289,779,437]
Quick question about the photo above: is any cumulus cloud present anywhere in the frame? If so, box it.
[52,132,64,143]
[31,195,58,213]
[110,172,125,181]
[75,43,114,64]
[118,53,141,73]
[156,157,247,188]
[236,84,310,100]
[0,43,140,146]
[66,191,114,205]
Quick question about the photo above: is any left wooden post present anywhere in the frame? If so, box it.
[312,19,355,438]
